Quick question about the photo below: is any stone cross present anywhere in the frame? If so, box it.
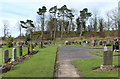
[19,46,22,57]
[3,49,9,64]
[11,48,17,61]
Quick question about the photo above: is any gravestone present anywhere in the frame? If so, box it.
[11,48,17,61]
[3,50,9,64]
[23,43,25,47]
[25,41,28,45]
[112,40,115,51]
[28,46,30,55]
[83,41,86,47]
[79,41,81,45]
[65,40,68,45]
[103,41,106,46]
[88,41,91,46]
[0,44,2,48]
[13,42,16,46]
[115,41,119,51]
[94,40,98,46]
[75,41,78,45]
[99,40,103,46]
[17,43,19,47]
[53,41,55,45]
[92,40,94,46]
[100,51,114,69]
[31,42,34,50]
[39,42,43,48]
[19,46,22,57]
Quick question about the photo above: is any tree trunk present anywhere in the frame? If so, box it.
[80,24,82,39]
[53,13,57,44]
[41,14,44,41]
[61,13,64,40]
[20,26,21,37]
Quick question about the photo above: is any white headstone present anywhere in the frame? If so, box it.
[11,48,17,61]
[104,46,108,51]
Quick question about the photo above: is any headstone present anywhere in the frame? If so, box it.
[28,46,30,55]
[0,44,2,48]
[115,41,119,51]
[13,42,16,46]
[104,46,107,51]
[83,41,86,47]
[112,40,115,51]
[88,41,91,46]
[17,43,19,47]
[94,40,98,46]
[11,48,17,61]
[79,41,81,45]
[53,41,55,45]
[100,51,114,69]
[3,50,9,64]
[25,41,28,45]
[92,40,94,46]
[31,42,34,50]
[103,41,106,46]
[65,40,68,45]
[75,41,78,45]
[99,40,103,46]
[19,42,22,46]
[19,46,22,57]
[39,42,43,48]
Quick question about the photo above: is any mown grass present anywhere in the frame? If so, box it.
[2,45,58,77]
[73,57,119,78]
[89,51,120,57]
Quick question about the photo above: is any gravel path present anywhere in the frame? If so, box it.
[57,46,110,77]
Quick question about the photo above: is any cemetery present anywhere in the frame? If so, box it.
[0,0,120,78]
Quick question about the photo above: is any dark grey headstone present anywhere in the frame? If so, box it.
[28,47,30,55]
[19,46,22,57]
[3,50,9,64]
[115,41,119,50]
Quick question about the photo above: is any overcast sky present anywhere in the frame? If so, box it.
[0,0,119,37]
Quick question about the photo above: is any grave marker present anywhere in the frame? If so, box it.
[101,51,114,69]
[3,50,9,64]
[19,46,22,57]
[83,41,86,47]
[11,48,17,61]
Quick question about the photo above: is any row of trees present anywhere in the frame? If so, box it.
[2,5,118,41]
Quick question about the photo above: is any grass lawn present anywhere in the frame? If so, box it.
[2,45,58,77]
[73,57,119,78]
[89,51,120,57]
[0,46,28,64]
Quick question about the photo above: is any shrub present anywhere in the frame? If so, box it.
[6,35,13,47]
[106,43,111,46]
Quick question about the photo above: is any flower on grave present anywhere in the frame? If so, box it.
[30,51,32,53]
[8,61,12,64]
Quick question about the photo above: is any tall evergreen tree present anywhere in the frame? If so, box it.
[37,6,47,41]
[58,5,71,40]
